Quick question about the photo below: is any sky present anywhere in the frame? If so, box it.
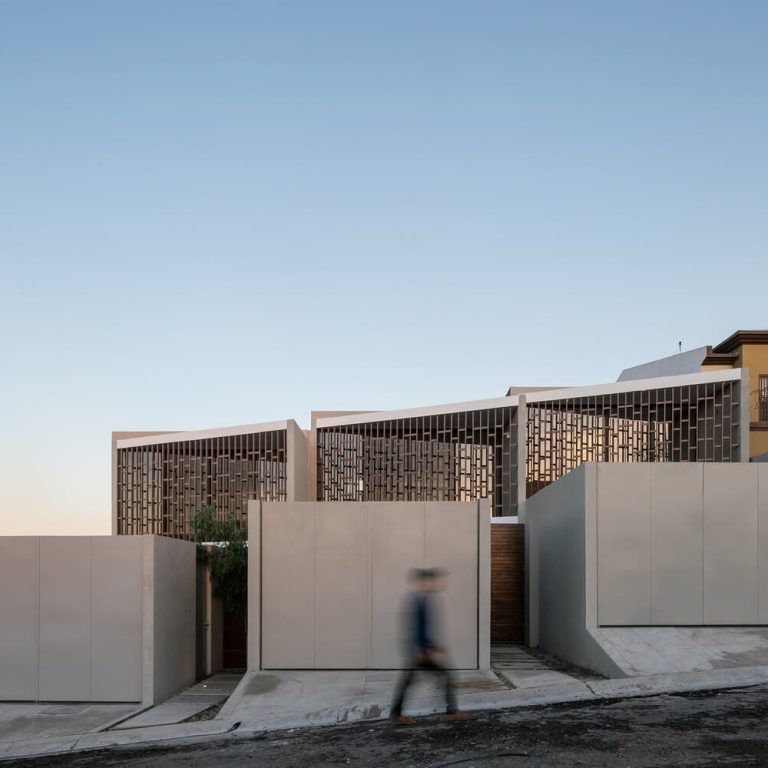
[1,1,767,535]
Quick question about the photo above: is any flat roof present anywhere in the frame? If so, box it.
[316,396,520,428]
[316,368,743,429]
[505,385,566,396]
[617,346,709,382]
[525,367,742,403]
[116,420,291,449]
[114,369,745,442]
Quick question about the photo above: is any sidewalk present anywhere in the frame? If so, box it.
[0,703,140,745]
[3,653,768,763]
[217,659,768,731]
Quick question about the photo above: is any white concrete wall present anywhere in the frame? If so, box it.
[596,464,653,625]
[596,463,768,626]
[316,502,369,668]
[91,537,144,702]
[0,535,195,704]
[526,466,622,677]
[251,500,488,671]
[702,464,759,624]
[38,538,94,701]
[286,421,309,502]
[527,463,768,675]
[260,502,316,668]
[760,464,768,622]
[650,463,704,625]
[147,536,196,704]
[0,537,39,700]
[196,562,224,678]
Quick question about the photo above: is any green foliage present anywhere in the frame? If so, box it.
[191,506,248,621]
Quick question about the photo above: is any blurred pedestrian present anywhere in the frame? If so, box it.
[390,567,468,724]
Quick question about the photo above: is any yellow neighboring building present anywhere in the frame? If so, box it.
[702,331,768,458]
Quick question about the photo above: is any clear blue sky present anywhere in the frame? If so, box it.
[1,1,766,534]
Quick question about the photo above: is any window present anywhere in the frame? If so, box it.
[760,375,768,421]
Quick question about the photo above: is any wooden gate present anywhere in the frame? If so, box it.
[491,522,525,643]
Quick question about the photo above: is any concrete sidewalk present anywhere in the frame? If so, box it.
[217,662,768,732]
[0,703,140,745]
[4,659,768,763]
[218,668,514,730]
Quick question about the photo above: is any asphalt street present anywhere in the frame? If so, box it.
[6,684,768,768]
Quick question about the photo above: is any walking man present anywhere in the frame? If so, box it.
[390,568,468,724]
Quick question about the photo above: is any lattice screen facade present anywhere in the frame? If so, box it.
[525,379,742,496]
[117,429,287,539]
[317,408,520,517]
[318,379,742,515]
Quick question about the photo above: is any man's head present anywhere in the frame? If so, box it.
[408,567,447,593]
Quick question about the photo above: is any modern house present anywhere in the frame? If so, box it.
[3,330,766,704]
[110,360,750,673]
[113,367,748,537]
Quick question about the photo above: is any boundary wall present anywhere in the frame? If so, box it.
[0,535,195,704]
[526,463,768,677]
[248,500,491,671]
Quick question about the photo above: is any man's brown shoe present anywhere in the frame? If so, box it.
[446,711,470,721]
[391,715,416,725]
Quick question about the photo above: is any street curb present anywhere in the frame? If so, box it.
[0,720,240,763]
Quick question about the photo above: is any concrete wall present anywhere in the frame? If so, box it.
[146,536,196,704]
[0,535,195,704]
[0,537,41,700]
[526,466,622,677]
[286,420,309,502]
[249,500,490,671]
[527,463,768,675]
[196,561,224,679]
[596,463,768,626]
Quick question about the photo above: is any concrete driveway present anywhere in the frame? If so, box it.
[0,703,140,744]
[219,668,530,730]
